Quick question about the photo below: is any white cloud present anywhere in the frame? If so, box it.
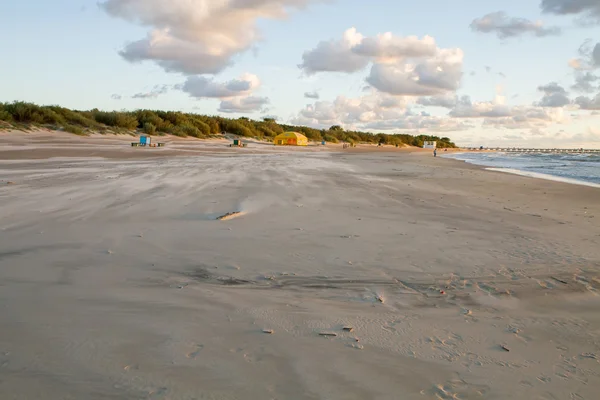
[449,95,514,118]
[299,29,462,96]
[365,48,464,96]
[100,0,318,75]
[111,94,122,100]
[304,91,320,99]
[470,11,561,39]
[291,92,471,132]
[218,96,270,113]
[292,93,409,128]
[441,86,570,129]
[352,33,437,62]
[181,74,260,99]
[132,84,170,99]
[298,28,369,74]
[536,82,571,107]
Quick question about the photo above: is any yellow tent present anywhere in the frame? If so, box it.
[273,132,308,146]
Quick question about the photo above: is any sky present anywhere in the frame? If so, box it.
[1,0,600,147]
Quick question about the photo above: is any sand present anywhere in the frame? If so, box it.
[1,131,599,399]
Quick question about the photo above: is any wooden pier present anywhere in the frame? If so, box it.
[464,148,600,154]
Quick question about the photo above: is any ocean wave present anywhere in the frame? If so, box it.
[444,152,600,186]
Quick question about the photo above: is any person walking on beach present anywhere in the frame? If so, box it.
[433,148,437,157]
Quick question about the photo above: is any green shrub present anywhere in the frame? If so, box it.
[93,111,138,130]
[223,120,253,137]
[258,126,276,137]
[189,118,211,137]
[143,122,157,135]
[169,127,186,137]
[3,102,65,125]
[136,110,164,129]
[202,117,220,134]
[180,123,201,138]
[0,110,12,122]
[412,138,424,147]
[49,106,100,128]
[323,134,339,143]
[64,124,85,135]
[162,111,190,127]
[156,120,173,133]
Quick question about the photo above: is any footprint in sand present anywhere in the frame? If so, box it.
[537,375,552,383]
[186,344,204,359]
[430,380,489,399]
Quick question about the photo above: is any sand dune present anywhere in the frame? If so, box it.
[1,136,599,399]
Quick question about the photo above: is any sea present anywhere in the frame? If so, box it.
[444,151,600,188]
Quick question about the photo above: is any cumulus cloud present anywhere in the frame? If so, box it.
[299,28,440,75]
[365,48,464,96]
[442,86,569,130]
[470,11,561,38]
[291,93,470,132]
[181,74,260,99]
[304,91,320,99]
[218,96,270,113]
[100,0,318,75]
[298,28,370,74]
[111,94,122,100]
[352,33,437,61]
[291,93,409,128]
[536,82,571,107]
[299,29,462,97]
[449,95,514,118]
[132,84,170,99]
[541,0,600,22]
[574,93,600,109]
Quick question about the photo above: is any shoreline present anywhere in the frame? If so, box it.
[486,167,600,188]
[443,152,600,189]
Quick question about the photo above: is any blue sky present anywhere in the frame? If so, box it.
[1,0,599,147]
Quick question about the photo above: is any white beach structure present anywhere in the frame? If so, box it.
[423,141,437,149]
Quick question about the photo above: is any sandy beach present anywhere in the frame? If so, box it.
[1,132,599,400]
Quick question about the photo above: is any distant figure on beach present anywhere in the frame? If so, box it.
[433,149,437,157]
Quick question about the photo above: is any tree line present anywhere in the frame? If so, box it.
[0,101,457,148]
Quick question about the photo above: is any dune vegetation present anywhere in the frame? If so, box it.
[0,101,457,148]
